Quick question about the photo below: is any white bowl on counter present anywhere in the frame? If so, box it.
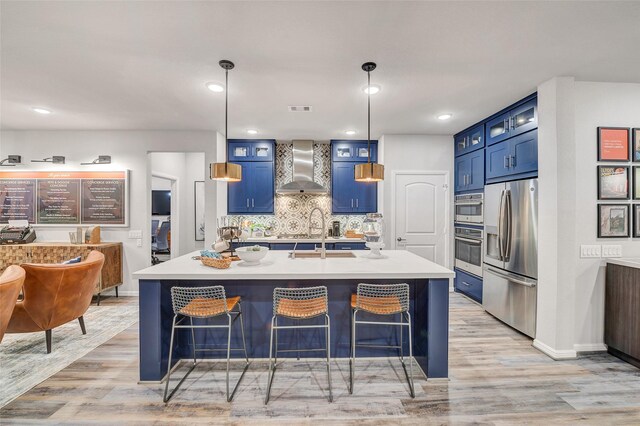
[235,245,270,265]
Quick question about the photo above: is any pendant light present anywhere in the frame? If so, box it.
[210,60,242,182]
[354,62,384,182]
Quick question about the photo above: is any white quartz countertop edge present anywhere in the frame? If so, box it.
[133,250,455,281]
[605,258,640,269]
[242,237,365,244]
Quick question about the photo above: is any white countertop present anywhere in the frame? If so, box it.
[244,236,364,244]
[133,249,455,281]
[606,258,640,269]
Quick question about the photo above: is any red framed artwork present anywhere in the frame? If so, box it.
[598,127,630,162]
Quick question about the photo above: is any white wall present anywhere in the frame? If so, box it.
[536,78,640,356]
[379,134,455,269]
[0,130,219,294]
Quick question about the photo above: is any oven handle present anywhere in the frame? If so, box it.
[454,201,483,206]
[454,236,482,245]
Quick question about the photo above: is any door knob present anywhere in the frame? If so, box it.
[397,237,406,242]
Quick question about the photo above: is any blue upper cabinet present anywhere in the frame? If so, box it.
[332,140,377,162]
[228,139,275,162]
[485,129,538,183]
[455,150,484,193]
[227,140,275,214]
[331,140,378,214]
[485,98,537,146]
[454,124,484,157]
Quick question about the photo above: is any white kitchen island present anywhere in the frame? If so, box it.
[134,250,454,382]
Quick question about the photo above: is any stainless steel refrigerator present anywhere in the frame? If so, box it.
[483,178,538,338]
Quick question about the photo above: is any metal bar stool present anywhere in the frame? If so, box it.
[264,286,332,404]
[349,283,415,398]
[163,285,249,403]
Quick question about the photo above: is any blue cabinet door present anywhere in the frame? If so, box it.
[455,125,485,157]
[228,139,275,162]
[227,161,251,213]
[454,268,483,303]
[467,150,485,191]
[485,111,512,146]
[331,140,377,162]
[332,162,358,213]
[251,162,274,213]
[454,133,468,156]
[228,142,253,162]
[355,181,377,213]
[485,141,511,181]
[510,129,538,176]
[454,155,470,192]
[510,99,537,139]
[334,242,366,250]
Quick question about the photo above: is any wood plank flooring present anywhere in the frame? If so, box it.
[1,293,640,424]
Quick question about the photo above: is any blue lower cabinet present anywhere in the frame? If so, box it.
[271,243,333,250]
[454,268,483,303]
[334,242,366,250]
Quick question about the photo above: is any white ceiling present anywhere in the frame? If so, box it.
[1,1,640,139]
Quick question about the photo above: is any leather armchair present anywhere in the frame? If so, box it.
[6,250,105,353]
[0,265,26,343]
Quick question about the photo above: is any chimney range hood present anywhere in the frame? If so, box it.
[276,140,328,194]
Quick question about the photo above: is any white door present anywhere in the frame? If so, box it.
[393,172,448,266]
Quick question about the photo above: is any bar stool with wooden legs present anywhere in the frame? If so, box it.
[264,286,332,404]
[163,285,249,403]
[349,283,415,398]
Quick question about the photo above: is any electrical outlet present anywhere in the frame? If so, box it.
[580,245,601,258]
[136,239,142,247]
[602,244,622,258]
[128,230,142,239]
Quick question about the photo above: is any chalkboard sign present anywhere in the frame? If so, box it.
[0,171,128,226]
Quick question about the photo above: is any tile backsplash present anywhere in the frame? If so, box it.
[227,142,367,235]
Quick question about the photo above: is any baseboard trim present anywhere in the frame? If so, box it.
[574,343,607,353]
[533,339,577,360]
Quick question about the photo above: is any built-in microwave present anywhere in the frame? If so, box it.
[454,225,483,277]
[454,193,483,224]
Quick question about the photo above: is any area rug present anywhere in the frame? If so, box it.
[0,301,138,408]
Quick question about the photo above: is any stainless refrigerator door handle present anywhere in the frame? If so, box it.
[497,189,505,260]
[504,190,512,259]
[484,266,537,288]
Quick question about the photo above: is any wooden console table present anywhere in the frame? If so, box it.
[0,242,123,304]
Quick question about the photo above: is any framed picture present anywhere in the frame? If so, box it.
[633,166,640,200]
[634,205,640,238]
[598,204,630,238]
[194,181,205,241]
[633,128,640,162]
[597,166,629,200]
[597,127,630,162]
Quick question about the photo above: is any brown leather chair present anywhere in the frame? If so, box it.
[6,250,105,353]
[0,265,26,343]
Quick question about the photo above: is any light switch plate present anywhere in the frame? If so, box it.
[602,244,622,258]
[128,230,142,239]
[580,245,601,258]
[136,239,142,247]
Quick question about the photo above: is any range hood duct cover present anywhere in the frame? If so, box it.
[276,140,328,194]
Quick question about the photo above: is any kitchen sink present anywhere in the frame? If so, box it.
[289,250,356,259]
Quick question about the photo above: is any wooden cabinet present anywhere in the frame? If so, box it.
[485,129,538,183]
[0,242,123,298]
[485,98,537,146]
[454,268,482,303]
[331,140,378,214]
[227,139,275,214]
[605,263,640,368]
[455,150,484,193]
[455,124,484,157]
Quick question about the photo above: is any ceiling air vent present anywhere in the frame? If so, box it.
[288,105,313,112]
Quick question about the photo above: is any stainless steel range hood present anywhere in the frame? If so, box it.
[276,140,328,194]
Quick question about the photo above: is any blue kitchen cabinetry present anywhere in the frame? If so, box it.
[454,150,484,193]
[228,139,275,162]
[485,129,538,183]
[227,139,275,214]
[485,98,537,146]
[334,242,366,250]
[331,140,378,214]
[455,124,484,157]
[454,268,483,303]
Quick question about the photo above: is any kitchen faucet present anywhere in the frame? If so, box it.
[308,207,326,259]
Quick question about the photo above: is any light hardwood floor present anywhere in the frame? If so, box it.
[1,294,640,424]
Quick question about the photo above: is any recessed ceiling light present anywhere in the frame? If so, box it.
[437,113,453,120]
[345,130,356,135]
[32,107,51,115]
[205,82,224,93]
[247,129,258,135]
[363,84,381,95]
